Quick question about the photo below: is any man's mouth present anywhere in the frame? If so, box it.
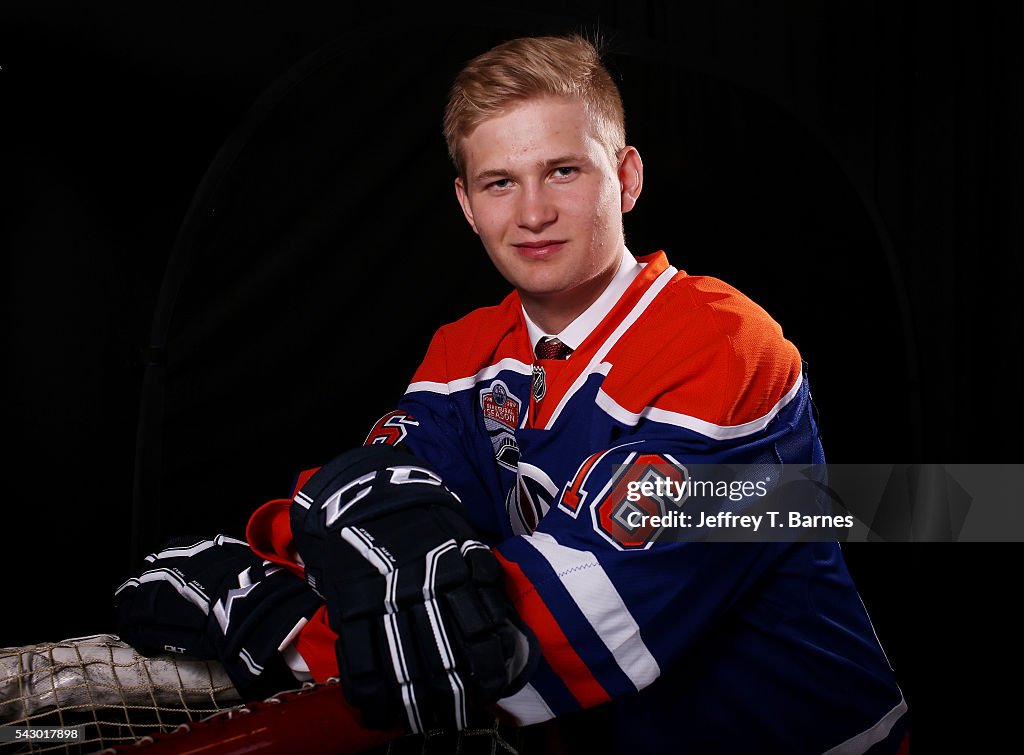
[513,240,566,256]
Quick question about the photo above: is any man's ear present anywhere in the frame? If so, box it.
[454,177,479,235]
[617,147,644,214]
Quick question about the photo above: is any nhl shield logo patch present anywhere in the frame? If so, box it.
[480,380,522,471]
[531,365,546,402]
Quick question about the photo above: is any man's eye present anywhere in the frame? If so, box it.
[488,178,512,190]
[552,167,577,178]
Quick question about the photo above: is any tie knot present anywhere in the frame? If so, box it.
[535,337,573,361]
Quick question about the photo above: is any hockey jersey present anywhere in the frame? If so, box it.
[250,250,907,754]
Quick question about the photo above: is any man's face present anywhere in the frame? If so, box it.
[454,97,642,329]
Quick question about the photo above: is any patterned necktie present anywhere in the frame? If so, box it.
[535,337,573,361]
[532,338,571,403]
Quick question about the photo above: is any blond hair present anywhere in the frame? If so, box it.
[443,34,626,177]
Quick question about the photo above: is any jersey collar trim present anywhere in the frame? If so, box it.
[527,251,676,429]
[522,247,643,353]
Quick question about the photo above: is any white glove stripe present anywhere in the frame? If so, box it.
[144,535,248,563]
[423,540,467,730]
[238,648,264,676]
[119,568,211,614]
[213,580,261,634]
[460,540,488,555]
[383,569,423,733]
[341,526,395,575]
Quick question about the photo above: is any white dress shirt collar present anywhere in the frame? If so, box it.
[522,246,642,352]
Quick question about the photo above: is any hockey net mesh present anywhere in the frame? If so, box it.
[0,635,525,754]
[0,634,238,753]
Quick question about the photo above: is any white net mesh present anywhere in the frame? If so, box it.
[0,634,240,754]
[0,636,527,754]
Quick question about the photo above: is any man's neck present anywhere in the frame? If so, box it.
[521,288,601,336]
[520,254,625,336]
[520,247,638,336]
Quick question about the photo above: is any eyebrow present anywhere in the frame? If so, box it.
[471,154,591,185]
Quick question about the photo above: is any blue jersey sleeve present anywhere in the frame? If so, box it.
[367,363,906,753]
[490,377,906,753]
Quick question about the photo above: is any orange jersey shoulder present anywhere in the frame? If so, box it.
[409,292,531,385]
[603,272,802,428]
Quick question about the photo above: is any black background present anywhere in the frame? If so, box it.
[1,2,1020,751]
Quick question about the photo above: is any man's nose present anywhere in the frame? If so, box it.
[516,184,557,232]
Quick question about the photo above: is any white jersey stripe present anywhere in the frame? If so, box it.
[524,531,661,692]
[495,682,556,726]
[403,266,673,407]
[594,370,803,440]
[545,265,678,429]
[823,695,907,755]
[406,358,533,396]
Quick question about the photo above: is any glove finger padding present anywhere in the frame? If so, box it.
[444,545,535,702]
[114,534,322,701]
[114,535,254,660]
[290,445,538,733]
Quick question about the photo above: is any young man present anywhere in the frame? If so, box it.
[116,35,908,754]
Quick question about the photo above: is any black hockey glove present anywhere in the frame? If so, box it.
[114,534,322,700]
[290,445,537,733]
